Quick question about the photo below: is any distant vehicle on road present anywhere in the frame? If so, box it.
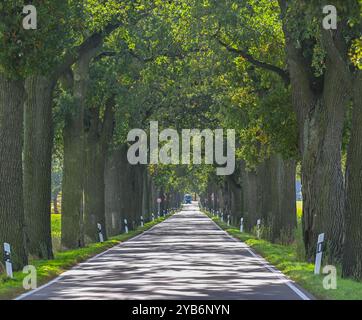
[184,194,192,204]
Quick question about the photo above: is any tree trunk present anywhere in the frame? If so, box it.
[61,107,85,249]
[23,75,54,259]
[105,150,122,236]
[0,76,28,270]
[117,145,136,229]
[269,154,297,243]
[256,159,272,229]
[83,98,114,243]
[213,181,219,211]
[61,52,95,249]
[280,15,350,262]
[300,92,347,262]
[342,72,362,280]
[141,167,149,219]
[227,173,242,225]
[84,136,107,243]
[149,178,156,215]
[134,165,144,223]
[218,188,224,213]
[207,183,213,210]
[242,168,258,231]
[159,187,166,214]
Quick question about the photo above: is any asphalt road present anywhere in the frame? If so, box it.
[17,202,312,300]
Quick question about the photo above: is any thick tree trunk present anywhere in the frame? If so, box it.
[84,96,114,242]
[83,99,114,243]
[227,174,242,225]
[0,76,28,270]
[342,72,362,280]
[135,165,144,222]
[213,181,219,211]
[217,188,224,213]
[280,15,350,262]
[125,164,142,229]
[141,167,149,219]
[207,183,213,210]
[242,168,258,231]
[269,155,297,243]
[61,53,94,249]
[84,136,107,243]
[221,181,230,214]
[61,110,85,249]
[256,159,272,229]
[105,150,122,236]
[159,187,165,214]
[115,145,137,229]
[149,178,157,214]
[23,75,54,259]
[300,94,347,262]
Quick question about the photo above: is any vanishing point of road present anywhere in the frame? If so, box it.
[17,203,313,300]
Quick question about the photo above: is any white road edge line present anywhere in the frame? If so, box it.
[15,214,174,300]
[204,210,312,301]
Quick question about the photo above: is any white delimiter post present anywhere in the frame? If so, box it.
[3,243,13,278]
[124,219,129,234]
[152,213,155,221]
[314,233,325,275]
[157,198,161,217]
[97,223,104,243]
[140,216,144,227]
[256,219,261,238]
[240,218,244,233]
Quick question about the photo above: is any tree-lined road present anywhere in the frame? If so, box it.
[18,203,312,300]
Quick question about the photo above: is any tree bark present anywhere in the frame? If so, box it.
[84,98,114,243]
[227,173,242,225]
[256,159,272,229]
[242,168,258,231]
[134,165,145,222]
[342,72,362,280]
[0,76,28,270]
[105,149,122,236]
[269,154,297,243]
[279,10,350,261]
[61,52,95,249]
[141,167,149,219]
[84,133,107,243]
[23,75,55,259]
[61,103,85,249]
[299,76,347,262]
[105,145,139,235]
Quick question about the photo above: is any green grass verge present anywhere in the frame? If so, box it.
[0,213,173,300]
[204,210,362,300]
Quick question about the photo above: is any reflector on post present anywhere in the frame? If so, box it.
[3,243,13,278]
[314,233,325,275]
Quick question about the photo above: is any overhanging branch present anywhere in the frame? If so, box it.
[216,37,290,85]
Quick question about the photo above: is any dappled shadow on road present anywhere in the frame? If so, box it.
[24,204,301,300]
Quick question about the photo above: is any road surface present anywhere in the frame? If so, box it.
[17,203,312,300]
